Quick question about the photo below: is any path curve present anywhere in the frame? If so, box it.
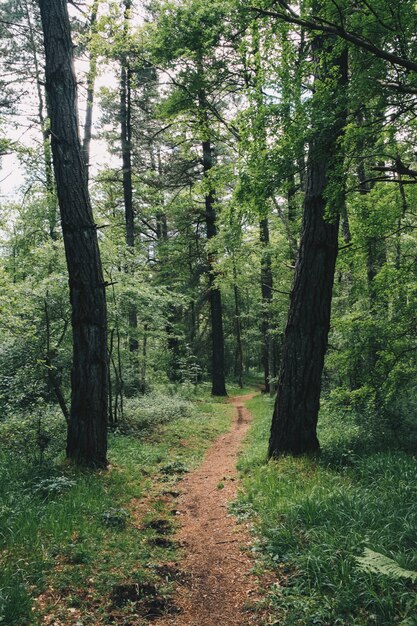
[153,392,261,626]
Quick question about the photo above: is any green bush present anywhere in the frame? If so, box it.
[0,405,66,462]
[121,392,196,432]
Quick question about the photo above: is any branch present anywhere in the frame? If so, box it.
[372,163,417,178]
[377,81,417,95]
[354,176,417,186]
[249,4,417,74]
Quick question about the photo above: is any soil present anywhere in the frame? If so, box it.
[151,392,264,626]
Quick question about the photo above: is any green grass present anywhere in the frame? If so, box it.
[237,395,417,626]
[0,392,233,625]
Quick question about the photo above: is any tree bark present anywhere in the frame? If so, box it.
[82,0,99,181]
[232,255,244,388]
[269,40,348,457]
[250,22,276,394]
[198,86,227,396]
[360,187,387,310]
[287,173,299,261]
[260,217,274,393]
[357,157,387,372]
[203,142,227,396]
[38,0,108,468]
[24,0,57,239]
[120,0,138,353]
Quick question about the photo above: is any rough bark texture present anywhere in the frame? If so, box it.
[269,40,347,457]
[38,0,108,467]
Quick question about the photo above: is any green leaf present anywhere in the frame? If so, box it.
[356,548,417,582]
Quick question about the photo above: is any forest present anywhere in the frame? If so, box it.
[0,0,416,624]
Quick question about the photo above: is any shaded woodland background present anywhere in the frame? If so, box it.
[1,0,417,452]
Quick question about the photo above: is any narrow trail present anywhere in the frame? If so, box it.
[153,392,263,626]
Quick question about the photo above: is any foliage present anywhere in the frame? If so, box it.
[356,549,417,583]
[121,392,196,432]
[0,405,65,462]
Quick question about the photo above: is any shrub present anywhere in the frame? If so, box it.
[121,393,196,433]
[0,405,66,462]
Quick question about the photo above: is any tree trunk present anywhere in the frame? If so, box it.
[121,63,134,249]
[396,177,407,271]
[203,138,227,396]
[269,40,348,457]
[286,173,300,262]
[120,0,138,353]
[357,158,387,373]
[139,324,148,394]
[39,0,108,468]
[82,0,99,181]
[232,255,244,388]
[198,86,227,396]
[260,217,274,393]
[24,0,57,239]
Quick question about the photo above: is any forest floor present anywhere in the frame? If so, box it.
[2,388,416,625]
[0,385,273,626]
[149,392,267,626]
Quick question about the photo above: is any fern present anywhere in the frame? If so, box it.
[356,548,417,582]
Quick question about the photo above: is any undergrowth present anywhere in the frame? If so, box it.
[0,389,233,624]
[237,395,417,626]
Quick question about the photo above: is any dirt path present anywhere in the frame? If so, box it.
[153,392,262,626]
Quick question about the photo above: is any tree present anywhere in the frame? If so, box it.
[38,0,108,467]
[250,1,417,75]
[268,30,348,456]
[82,0,100,180]
[119,0,140,354]
[148,0,235,395]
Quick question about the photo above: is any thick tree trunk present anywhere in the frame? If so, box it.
[269,41,347,457]
[39,0,108,468]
